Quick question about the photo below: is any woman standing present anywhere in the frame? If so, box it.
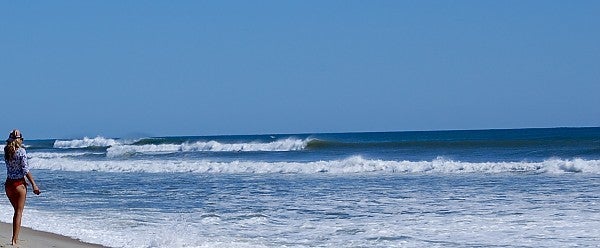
[4,129,40,246]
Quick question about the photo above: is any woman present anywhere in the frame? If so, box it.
[4,129,40,246]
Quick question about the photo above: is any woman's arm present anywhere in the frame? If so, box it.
[19,148,40,195]
[25,172,41,195]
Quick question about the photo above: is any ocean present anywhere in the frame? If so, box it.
[1,127,599,247]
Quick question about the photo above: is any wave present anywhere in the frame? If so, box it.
[51,136,310,156]
[28,156,600,174]
[53,137,121,149]
[106,138,310,157]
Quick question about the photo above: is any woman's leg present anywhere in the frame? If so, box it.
[5,184,27,245]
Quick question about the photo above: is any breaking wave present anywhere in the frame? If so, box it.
[51,137,310,156]
[28,156,600,174]
[106,138,310,157]
[53,137,121,149]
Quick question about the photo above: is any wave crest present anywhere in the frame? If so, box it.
[53,137,120,149]
[106,138,309,157]
[28,156,600,174]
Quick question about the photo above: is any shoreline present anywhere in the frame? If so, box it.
[0,222,106,248]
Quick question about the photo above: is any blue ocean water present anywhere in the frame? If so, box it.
[1,127,599,247]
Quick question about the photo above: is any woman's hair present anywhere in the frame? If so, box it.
[4,130,23,161]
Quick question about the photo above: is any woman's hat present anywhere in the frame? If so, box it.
[6,130,22,142]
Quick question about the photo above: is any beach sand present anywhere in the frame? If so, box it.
[0,222,105,248]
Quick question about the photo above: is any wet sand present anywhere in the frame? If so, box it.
[0,222,105,248]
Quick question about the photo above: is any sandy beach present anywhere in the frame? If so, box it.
[0,222,105,248]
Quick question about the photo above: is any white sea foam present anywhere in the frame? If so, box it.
[106,138,309,157]
[53,136,121,148]
[3,165,599,248]
[28,156,600,174]
[181,138,308,152]
[106,144,181,157]
[0,205,291,248]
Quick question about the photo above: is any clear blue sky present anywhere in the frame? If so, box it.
[1,1,599,139]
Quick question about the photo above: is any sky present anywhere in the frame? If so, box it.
[1,1,599,139]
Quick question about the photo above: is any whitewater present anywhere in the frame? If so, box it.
[28,156,600,174]
[0,128,598,247]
